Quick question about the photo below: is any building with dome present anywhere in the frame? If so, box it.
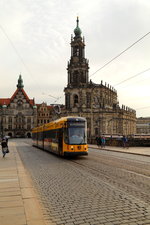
[64,17,136,142]
[0,75,37,138]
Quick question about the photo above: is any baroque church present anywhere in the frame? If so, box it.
[0,75,37,138]
[64,17,136,141]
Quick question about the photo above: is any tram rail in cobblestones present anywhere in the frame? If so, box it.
[68,154,150,205]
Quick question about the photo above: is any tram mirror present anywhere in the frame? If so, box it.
[63,123,67,128]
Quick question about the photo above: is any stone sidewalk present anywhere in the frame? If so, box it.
[89,144,150,157]
[0,142,47,225]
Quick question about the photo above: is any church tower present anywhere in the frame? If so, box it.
[64,17,90,110]
[67,17,89,88]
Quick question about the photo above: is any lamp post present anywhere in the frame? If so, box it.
[90,86,97,143]
[0,117,2,139]
[1,103,7,138]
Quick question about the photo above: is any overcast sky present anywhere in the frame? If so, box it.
[0,0,150,117]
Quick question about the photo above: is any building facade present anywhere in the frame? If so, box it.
[0,75,37,138]
[136,117,150,134]
[64,17,136,142]
[36,102,53,126]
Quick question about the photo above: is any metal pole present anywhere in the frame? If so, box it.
[90,86,96,143]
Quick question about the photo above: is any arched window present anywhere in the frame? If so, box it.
[74,95,79,105]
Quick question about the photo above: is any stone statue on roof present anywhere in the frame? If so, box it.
[17,74,24,89]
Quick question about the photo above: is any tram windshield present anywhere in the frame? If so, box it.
[68,127,87,144]
[63,120,86,145]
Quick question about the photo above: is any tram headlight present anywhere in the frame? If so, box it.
[71,146,74,150]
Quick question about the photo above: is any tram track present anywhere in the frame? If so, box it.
[22,139,150,203]
[90,150,150,176]
[67,153,150,204]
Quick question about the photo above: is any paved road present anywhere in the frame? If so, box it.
[13,139,150,225]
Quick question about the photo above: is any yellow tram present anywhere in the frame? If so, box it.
[32,116,88,156]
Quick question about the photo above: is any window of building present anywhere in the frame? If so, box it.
[8,117,12,123]
[95,128,98,135]
[27,117,31,123]
[27,125,31,130]
[73,71,78,84]
[74,95,78,105]
[66,94,70,109]
[80,72,86,83]
[86,93,91,108]
[8,125,12,130]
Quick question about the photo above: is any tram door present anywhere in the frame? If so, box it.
[58,129,63,155]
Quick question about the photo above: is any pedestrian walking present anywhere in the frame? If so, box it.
[1,138,9,158]
[4,136,9,144]
[101,135,106,148]
[96,136,99,146]
[122,135,128,148]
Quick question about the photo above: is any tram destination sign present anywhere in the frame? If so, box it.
[68,122,85,127]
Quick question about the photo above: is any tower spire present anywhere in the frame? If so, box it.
[77,16,79,27]
[74,16,82,37]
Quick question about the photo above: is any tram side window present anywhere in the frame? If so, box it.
[38,132,43,141]
[32,133,36,140]
[44,129,59,143]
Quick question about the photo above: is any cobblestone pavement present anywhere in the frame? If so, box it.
[13,139,150,225]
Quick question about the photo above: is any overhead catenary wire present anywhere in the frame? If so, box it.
[0,24,43,92]
[136,106,150,110]
[0,24,65,105]
[89,31,150,78]
[0,25,32,77]
[114,68,150,87]
[42,93,59,100]
[52,96,63,104]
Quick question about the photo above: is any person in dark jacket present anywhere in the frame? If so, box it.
[1,138,8,158]
[122,135,128,148]
[96,136,102,148]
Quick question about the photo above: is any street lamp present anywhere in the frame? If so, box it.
[1,103,7,138]
[0,117,2,139]
[90,85,97,143]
